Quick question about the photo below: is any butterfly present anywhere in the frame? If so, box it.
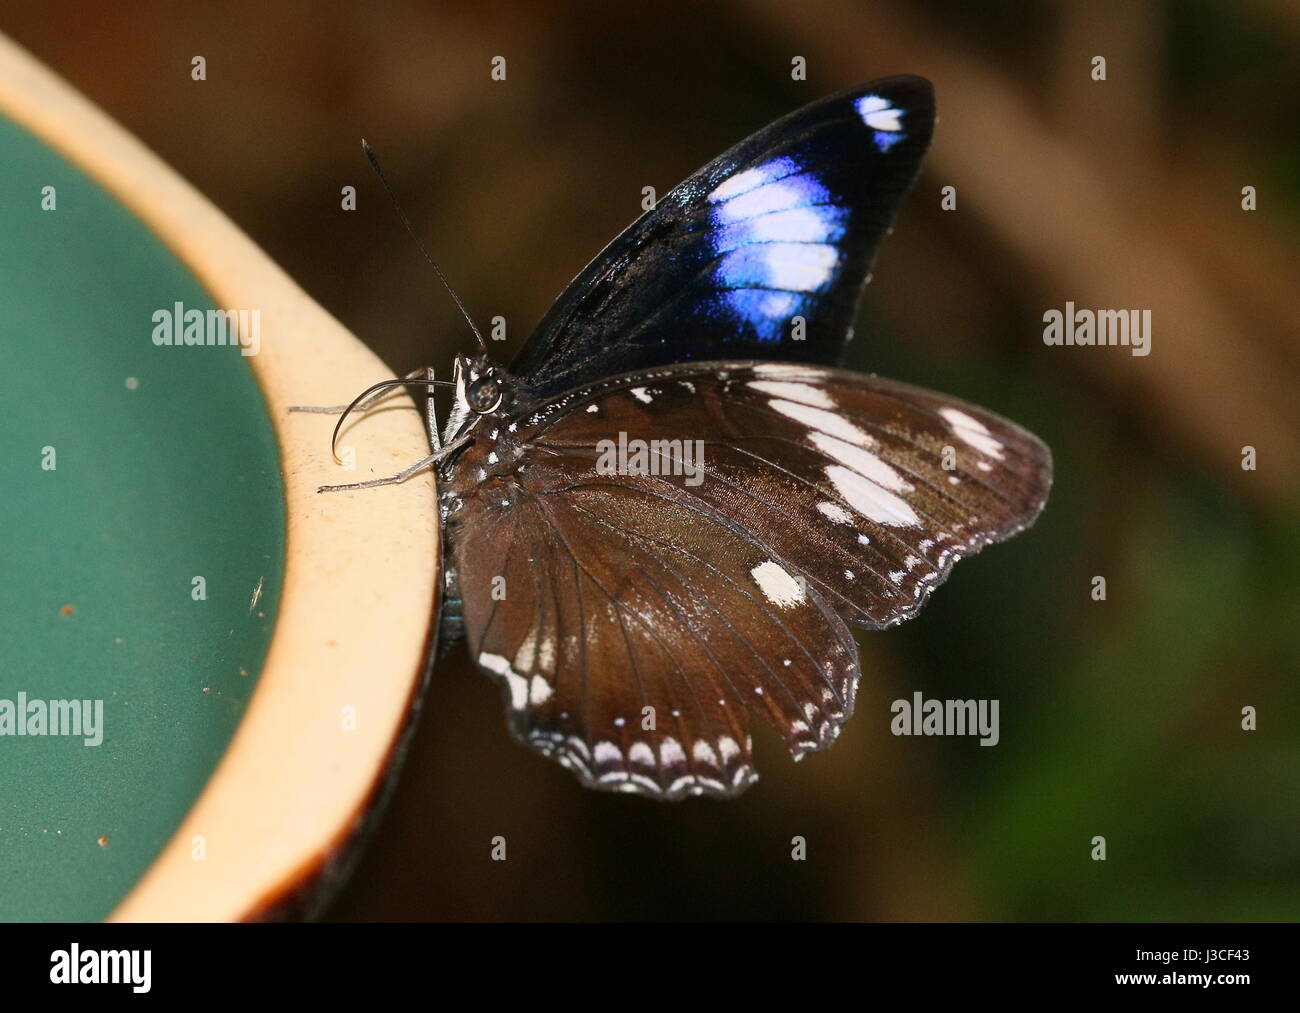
[317,75,1052,799]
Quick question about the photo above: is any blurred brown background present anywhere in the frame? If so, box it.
[7,0,1297,920]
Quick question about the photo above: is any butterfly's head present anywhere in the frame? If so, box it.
[465,369,504,414]
[445,353,512,442]
[454,353,511,412]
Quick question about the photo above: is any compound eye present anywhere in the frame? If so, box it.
[467,375,502,413]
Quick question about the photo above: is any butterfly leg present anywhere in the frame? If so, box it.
[287,368,433,416]
[317,452,441,494]
[315,430,470,494]
[422,366,443,452]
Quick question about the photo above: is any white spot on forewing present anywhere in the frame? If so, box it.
[709,165,768,202]
[868,110,901,131]
[719,736,741,762]
[747,380,835,408]
[750,560,807,609]
[808,431,912,491]
[825,465,920,527]
[939,407,1005,460]
[768,398,877,448]
[856,94,902,131]
[817,501,853,524]
[630,387,653,404]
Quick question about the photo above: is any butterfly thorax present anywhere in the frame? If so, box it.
[436,358,534,652]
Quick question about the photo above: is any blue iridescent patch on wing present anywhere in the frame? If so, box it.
[715,290,806,343]
[707,158,847,342]
[717,243,839,292]
[855,94,905,153]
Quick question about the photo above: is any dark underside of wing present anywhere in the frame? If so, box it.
[444,361,1051,798]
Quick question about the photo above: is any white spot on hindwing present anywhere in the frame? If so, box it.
[628,742,655,767]
[660,738,686,767]
[692,740,719,765]
[594,741,622,765]
[478,652,528,710]
[514,628,538,673]
[750,560,807,608]
[537,632,556,671]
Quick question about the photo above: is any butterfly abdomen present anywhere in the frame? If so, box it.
[437,556,465,656]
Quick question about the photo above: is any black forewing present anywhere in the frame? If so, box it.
[507,77,935,402]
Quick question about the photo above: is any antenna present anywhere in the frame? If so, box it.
[361,138,488,355]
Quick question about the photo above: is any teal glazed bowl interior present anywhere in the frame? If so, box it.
[0,114,285,921]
